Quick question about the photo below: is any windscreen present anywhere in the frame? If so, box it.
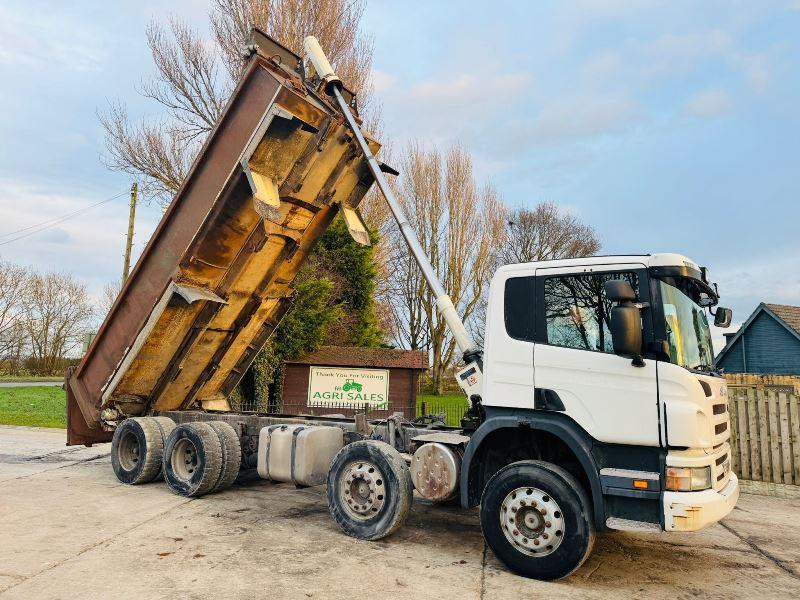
[659,278,715,372]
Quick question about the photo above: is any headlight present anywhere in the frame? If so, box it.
[665,466,712,491]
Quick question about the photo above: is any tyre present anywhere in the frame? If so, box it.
[480,460,595,581]
[111,417,166,485]
[327,440,413,540]
[163,422,223,497]
[207,421,242,493]
[151,416,176,479]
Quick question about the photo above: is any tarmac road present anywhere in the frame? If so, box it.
[1,424,799,599]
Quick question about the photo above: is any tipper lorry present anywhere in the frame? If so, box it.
[67,30,739,580]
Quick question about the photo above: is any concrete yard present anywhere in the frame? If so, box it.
[1,425,799,599]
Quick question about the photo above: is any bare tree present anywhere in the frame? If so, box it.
[360,142,403,343]
[388,141,506,394]
[501,203,600,265]
[101,0,374,208]
[98,280,121,318]
[0,260,29,364]
[23,272,94,375]
[212,0,373,90]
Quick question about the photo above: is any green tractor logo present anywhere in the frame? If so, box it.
[342,379,363,392]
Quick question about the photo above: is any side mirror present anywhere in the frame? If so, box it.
[714,307,733,328]
[604,280,636,303]
[609,305,644,360]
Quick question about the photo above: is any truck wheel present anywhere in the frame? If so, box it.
[111,417,165,484]
[152,417,176,479]
[480,460,595,581]
[327,440,413,541]
[207,421,241,492]
[163,422,223,497]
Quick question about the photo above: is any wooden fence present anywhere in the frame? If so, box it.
[726,374,800,486]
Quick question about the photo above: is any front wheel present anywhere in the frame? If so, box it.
[327,440,413,541]
[480,460,595,580]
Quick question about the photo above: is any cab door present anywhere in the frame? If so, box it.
[532,264,660,447]
[482,273,537,410]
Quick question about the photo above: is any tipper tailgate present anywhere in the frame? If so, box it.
[67,30,379,445]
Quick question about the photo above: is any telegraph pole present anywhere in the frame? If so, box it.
[122,182,138,282]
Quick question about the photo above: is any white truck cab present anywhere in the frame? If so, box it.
[476,253,738,538]
[308,42,743,575]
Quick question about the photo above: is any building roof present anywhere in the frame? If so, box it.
[765,303,800,336]
[715,302,800,364]
[286,346,428,370]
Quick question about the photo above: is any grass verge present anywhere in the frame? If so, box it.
[0,385,468,430]
[0,386,66,428]
[416,392,468,426]
[0,376,62,383]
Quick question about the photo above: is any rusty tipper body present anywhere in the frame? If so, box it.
[66,30,379,445]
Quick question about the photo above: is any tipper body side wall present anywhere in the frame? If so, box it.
[67,39,379,445]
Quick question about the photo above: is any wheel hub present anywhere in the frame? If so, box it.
[500,487,565,557]
[172,438,199,482]
[118,431,140,471]
[340,461,386,520]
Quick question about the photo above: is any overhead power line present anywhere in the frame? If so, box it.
[0,190,128,247]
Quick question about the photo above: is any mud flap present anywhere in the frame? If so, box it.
[66,366,113,447]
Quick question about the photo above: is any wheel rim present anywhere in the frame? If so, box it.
[500,487,565,557]
[339,461,386,520]
[118,430,140,471]
[171,438,199,482]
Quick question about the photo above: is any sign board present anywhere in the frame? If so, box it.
[308,366,390,408]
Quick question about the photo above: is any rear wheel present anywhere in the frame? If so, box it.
[111,417,165,484]
[207,421,242,492]
[163,422,223,497]
[480,460,595,580]
[327,441,412,540]
[151,417,176,479]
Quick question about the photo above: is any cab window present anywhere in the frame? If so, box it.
[543,272,638,352]
[504,276,536,341]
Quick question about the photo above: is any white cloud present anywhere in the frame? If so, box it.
[709,246,800,355]
[549,0,663,53]
[517,93,638,146]
[708,248,800,357]
[732,52,770,92]
[372,69,397,94]
[36,228,72,245]
[642,30,733,78]
[647,30,733,60]
[0,5,107,73]
[381,70,533,147]
[640,29,771,92]
[410,72,531,104]
[580,51,623,84]
[683,89,733,117]
[0,179,160,301]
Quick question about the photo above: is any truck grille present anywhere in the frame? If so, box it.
[712,444,731,490]
[711,399,730,447]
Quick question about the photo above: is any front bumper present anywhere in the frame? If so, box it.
[663,473,739,531]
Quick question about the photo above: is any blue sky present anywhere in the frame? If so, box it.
[0,0,798,351]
